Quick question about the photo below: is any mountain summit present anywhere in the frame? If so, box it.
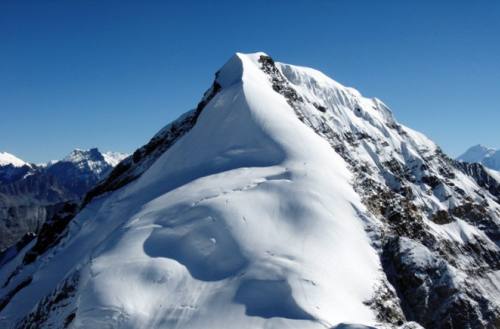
[62,148,127,170]
[0,53,499,329]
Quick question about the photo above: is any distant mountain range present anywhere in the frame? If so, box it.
[0,148,127,250]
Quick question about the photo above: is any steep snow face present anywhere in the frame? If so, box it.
[0,53,382,329]
[0,53,498,329]
[458,145,500,171]
[0,152,28,168]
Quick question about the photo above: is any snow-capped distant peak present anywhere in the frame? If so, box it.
[458,144,500,171]
[50,148,129,177]
[458,144,495,162]
[62,148,104,163]
[0,151,28,167]
[102,151,128,167]
[61,148,128,166]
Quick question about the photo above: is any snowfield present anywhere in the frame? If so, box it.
[0,52,498,329]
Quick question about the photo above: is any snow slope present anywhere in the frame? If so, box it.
[0,53,499,329]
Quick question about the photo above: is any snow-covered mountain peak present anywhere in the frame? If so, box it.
[57,148,127,174]
[458,144,495,160]
[62,148,104,163]
[217,52,402,151]
[0,151,28,167]
[1,53,499,329]
[458,144,500,171]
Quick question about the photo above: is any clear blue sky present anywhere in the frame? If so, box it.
[1,0,499,163]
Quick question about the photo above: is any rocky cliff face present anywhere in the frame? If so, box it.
[0,53,498,329]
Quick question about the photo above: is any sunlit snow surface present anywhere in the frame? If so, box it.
[0,152,27,167]
[0,53,498,329]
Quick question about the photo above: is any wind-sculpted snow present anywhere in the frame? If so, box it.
[143,206,249,281]
[234,279,314,320]
[0,52,498,329]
